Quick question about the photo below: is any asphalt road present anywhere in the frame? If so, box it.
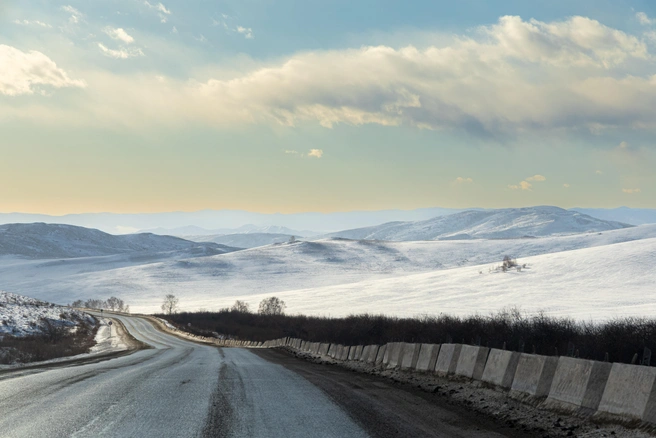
[0,315,535,437]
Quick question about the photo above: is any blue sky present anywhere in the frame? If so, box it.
[0,0,655,214]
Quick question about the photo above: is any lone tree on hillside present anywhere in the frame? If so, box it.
[258,297,286,315]
[161,294,179,315]
[231,300,250,313]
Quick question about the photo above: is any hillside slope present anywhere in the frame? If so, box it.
[259,237,656,321]
[2,224,654,313]
[186,233,296,249]
[0,223,238,259]
[328,206,631,241]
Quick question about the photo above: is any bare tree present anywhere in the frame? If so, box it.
[231,300,250,313]
[70,300,85,308]
[161,294,179,315]
[106,297,124,312]
[258,297,286,315]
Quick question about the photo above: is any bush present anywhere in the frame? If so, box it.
[159,308,656,366]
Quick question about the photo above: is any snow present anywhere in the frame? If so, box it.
[186,233,296,249]
[0,223,237,259]
[328,206,631,241]
[0,291,94,336]
[89,318,127,354]
[250,237,656,321]
[1,223,655,316]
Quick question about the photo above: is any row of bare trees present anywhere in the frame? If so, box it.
[158,295,286,316]
[70,297,130,313]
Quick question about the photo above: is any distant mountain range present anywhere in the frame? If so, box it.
[572,207,656,226]
[0,223,238,259]
[142,224,316,238]
[326,206,632,241]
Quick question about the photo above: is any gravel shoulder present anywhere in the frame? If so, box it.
[259,348,655,438]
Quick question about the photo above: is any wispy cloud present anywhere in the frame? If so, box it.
[104,27,135,44]
[61,5,82,24]
[637,12,654,26]
[237,26,254,39]
[596,170,603,175]
[284,150,299,154]
[14,19,51,28]
[509,175,546,191]
[144,1,171,23]
[98,43,144,59]
[563,183,570,188]
[451,177,474,186]
[622,188,641,194]
[619,141,629,149]
[307,149,324,158]
[0,45,86,96]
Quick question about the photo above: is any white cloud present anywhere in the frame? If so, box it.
[14,19,51,28]
[307,149,324,158]
[596,170,603,175]
[622,188,641,194]
[637,12,654,26]
[172,26,178,34]
[563,183,570,188]
[6,15,656,134]
[526,174,546,182]
[284,150,299,154]
[619,141,629,149]
[452,177,474,185]
[98,43,144,59]
[0,45,86,96]
[237,26,254,39]
[104,27,135,44]
[508,180,533,191]
[61,5,82,24]
[144,1,171,23]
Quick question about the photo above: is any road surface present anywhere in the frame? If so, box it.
[0,314,534,437]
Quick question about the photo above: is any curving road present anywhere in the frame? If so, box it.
[0,314,531,438]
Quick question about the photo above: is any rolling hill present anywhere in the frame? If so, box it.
[0,223,238,259]
[327,206,631,241]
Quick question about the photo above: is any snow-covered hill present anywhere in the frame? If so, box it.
[256,237,656,321]
[0,223,239,259]
[327,206,631,241]
[2,224,655,314]
[186,233,297,248]
[0,291,94,337]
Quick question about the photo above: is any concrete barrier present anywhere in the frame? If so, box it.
[385,343,405,369]
[400,343,421,370]
[481,349,521,389]
[367,345,380,364]
[354,345,364,361]
[415,344,440,372]
[511,354,559,399]
[328,344,338,358]
[375,344,387,366]
[319,343,330,356]
[435,344,462,376]
[596,363,656,423]
[455,345,490,380]
[360,346,371,362]
[340,346,351,361]
[348,346,357,361]
[544,357,612,413]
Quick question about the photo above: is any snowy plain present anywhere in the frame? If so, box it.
[0,222,654,318]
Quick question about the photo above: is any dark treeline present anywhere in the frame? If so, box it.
[160,308,656,366]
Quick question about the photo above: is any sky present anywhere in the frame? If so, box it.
[1,0,655,214]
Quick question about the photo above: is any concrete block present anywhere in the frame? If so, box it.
[435,344,463,376]
[386,343,404,369]
[544,357,597,412]
[400,343,421,370]
[319,343,330,356]
[354,345,364,361]
[348,346,357,361]
[360,346,370,362]
[455,345,490,380]
[597,363,656,423]
[367,345,380,364]
[328,344,337,358]
[375,344,387,365]
[481,349,521,389]
[415,344,440,372]
[511,354,559,398]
